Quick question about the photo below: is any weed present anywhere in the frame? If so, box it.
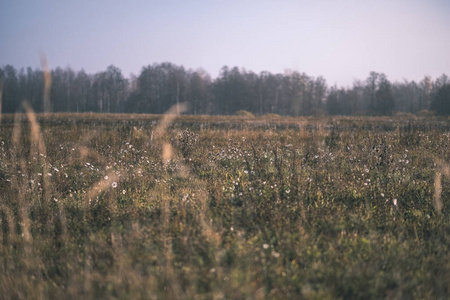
[0,113,449,299]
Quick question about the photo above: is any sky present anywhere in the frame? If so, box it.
[1,0,449,87]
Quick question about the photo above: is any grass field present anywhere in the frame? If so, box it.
[1,112,449,299]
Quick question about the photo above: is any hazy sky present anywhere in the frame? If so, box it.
[1,0,449,87]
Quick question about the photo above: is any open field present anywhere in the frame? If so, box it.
[1,113,449,299]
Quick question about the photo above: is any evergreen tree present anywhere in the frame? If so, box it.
[431,84,450,115]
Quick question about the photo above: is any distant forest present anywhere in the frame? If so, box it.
[1,63,449,116]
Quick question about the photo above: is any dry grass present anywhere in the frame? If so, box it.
[0,111,449,299]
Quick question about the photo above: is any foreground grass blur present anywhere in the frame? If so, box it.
[0,113,449,299]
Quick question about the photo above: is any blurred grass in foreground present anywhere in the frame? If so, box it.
[0,113,449,299]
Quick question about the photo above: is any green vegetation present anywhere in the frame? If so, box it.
[234,110,255,118]
[1,113,449,299]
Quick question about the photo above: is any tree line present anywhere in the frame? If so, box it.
[1,63,449,116]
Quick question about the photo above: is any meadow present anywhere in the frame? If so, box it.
[0,112,449,299]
